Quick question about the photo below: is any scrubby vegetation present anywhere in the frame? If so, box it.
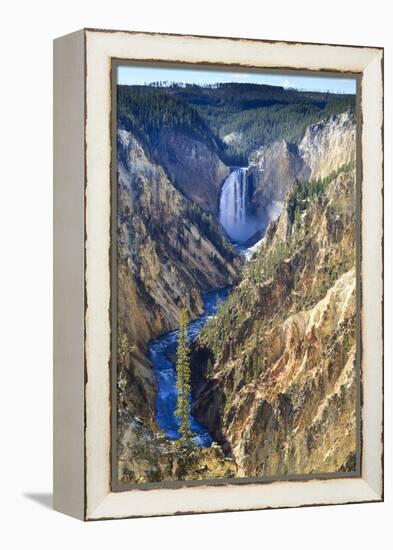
[199,165,355,372]
[287,162,355,223]
[185,202,237,263]
[117,332,137,412]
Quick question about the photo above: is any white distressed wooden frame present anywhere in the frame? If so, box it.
[53,28,383,521]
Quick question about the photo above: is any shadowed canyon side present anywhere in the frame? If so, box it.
[118,85,230,214]
[117,128,240,482]
[192,122,357,476]
[117,129,238,348]
[115,77,357,485]
[146,127,229,214]
[246,111,356,242]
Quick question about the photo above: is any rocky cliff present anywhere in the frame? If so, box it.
[193,162,357,477]
[148,128,230,214]
[248,140,310,230]
[116,129,239,479]
[299,111,356,180]
[116,104,357,484]
[118,412,236,484]
[247,111,355,231]
[118,84,230,214]
[118,129,238,352]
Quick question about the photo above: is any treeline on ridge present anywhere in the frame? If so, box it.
[118,82,355,166]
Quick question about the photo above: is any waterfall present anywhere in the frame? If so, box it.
[219,168,256,244]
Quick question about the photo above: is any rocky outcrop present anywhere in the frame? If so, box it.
[118,129,238,352]
[118,413,237,484]
[246,111,355,230]
[193,166,357,477]
[299,111,356,180]
[222,131,243,145]
[117,128,239,459]
[148,128,230,214]
[248,140,310,227]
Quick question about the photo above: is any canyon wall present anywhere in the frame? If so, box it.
[193,112,357,477]
[299,111,356,180]
[117,107,357,483]
[247,111,355,233]
[116,129,239,481]
[248,140,310,227]
[118,128,238,352]
[149,128,230,214]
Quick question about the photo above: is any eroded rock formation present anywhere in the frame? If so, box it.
[193,166,357,476]
[149,127,230,214]
[247,111,355,232]
[118,129,238,351]
[299,111,356,180]
[117,107,357,483]
[116,129,239,480]
[118,413,236,484]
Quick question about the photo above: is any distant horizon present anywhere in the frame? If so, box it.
[117,65,357,95]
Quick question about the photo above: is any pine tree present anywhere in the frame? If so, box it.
[175,303,195,446]
[206,357,214,379]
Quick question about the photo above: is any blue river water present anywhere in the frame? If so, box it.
[148,287,230,447]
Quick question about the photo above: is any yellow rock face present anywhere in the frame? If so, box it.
[116,110,358,483]
[194,167,357,478]
[116,129,240,457]
[299,112,356,181]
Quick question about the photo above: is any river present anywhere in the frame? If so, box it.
[147,167,277,446]
[148,287,230,447]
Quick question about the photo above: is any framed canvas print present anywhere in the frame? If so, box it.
[53,29,384,520]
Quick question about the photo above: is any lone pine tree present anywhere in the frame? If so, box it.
[175,303,195,446]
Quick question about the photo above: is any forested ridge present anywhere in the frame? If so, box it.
[118,85,221,160]
[118,82,356,165]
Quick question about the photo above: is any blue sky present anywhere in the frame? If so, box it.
[117,65,356,95]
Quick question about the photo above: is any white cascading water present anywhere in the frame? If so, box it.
[219,167,256,244]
